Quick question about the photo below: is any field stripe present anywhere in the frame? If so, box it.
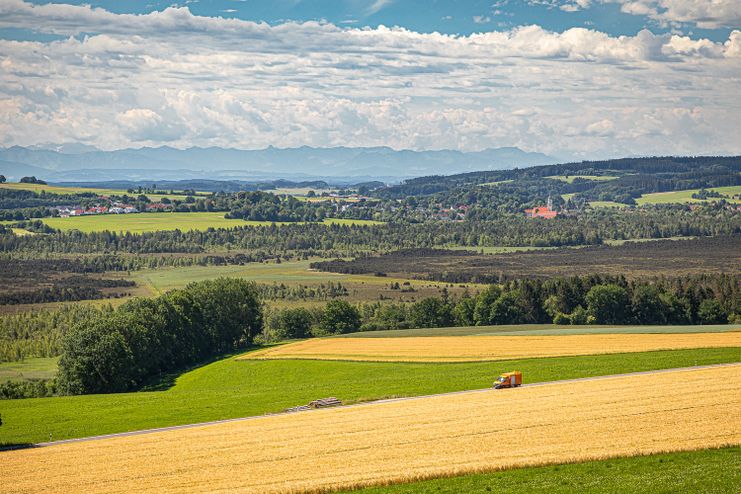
[244,332,741,362]
[4,364,739,494]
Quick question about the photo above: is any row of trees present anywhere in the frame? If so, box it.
[58,278,262,394]
[261,274,740,341]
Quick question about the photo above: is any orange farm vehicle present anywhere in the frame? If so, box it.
[494,371,522,389]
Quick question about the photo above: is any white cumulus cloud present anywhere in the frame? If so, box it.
[0,1,739,158]
[557,0,741,29]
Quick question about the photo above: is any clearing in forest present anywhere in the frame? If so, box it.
[244,332,741,362]
[4,365,740,494]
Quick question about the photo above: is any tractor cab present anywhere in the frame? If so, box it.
[494,371,522,389]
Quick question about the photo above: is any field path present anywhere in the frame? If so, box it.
[17,362,741,448]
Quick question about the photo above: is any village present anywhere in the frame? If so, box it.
[57,201,172,217]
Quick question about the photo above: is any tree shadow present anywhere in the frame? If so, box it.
[136,348,255,392]
[0,442,39,452]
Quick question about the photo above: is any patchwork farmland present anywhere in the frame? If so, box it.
[4,365,740,494]
[3,345,740,446]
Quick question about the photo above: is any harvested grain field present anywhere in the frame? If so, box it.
[244,332,741,362]
[4,365,741,494]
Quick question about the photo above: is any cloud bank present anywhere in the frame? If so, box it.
[0,0,739,158]
[559,0,741,30]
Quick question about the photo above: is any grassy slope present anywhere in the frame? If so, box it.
[636,185,741,205]
[342,447,740,494]
[341,324,741,338]
[0,357,59,382]
[1,347,739,446]
[131,259,458,295]
[0,182,194,201]
[42,212,249,233]
[40,214,380,234]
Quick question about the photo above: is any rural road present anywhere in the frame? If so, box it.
[31,362,741,448]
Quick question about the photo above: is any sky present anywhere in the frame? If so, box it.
[0,0,739,160]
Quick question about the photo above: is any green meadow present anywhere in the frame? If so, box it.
[0,182,198,202]
[132,259,454,297]
[636,185,741,205]
[40,213,380,234]
[343,447,740,494]
[0,357,59,382]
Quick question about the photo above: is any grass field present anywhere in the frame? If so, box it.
[1,347,738,446]
[546,175,618,183]
[5,365,739,494]
[131,259,467,303]
[246,332,741,362]
[134,260,344,293]
[636,185,741,205]
[0,182,198,201]
[0,357,59,382]
[341,324,741,338]
[342,447,740,494]
[39,213,380,234]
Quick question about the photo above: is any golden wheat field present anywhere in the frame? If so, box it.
[243,332,741,362]
[4,365,740,494]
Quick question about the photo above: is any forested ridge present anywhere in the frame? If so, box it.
[372,156,740,206]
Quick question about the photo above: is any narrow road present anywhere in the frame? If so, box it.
[31,362,741,448]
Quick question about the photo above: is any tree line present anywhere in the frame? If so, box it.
[260,274,739,341]
[57,278,262,395]
[1,273,737,399]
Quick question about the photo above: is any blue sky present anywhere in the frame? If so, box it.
[0,0,739,159]
[2,0,735,41]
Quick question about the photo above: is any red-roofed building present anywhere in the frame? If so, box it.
[525,195,559,219]
[524,206,558,219]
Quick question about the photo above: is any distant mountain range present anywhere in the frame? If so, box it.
[0,145,557,183]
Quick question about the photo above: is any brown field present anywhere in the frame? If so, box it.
[4,365,740,494]
[243,332,741,362]
[312,236,741,282]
